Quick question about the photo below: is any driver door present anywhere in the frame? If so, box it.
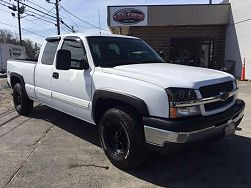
[51,37,93,122]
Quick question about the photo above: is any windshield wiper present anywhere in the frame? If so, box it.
[104,61,140,67]
[103,60,165,68]
[140,60,165,63]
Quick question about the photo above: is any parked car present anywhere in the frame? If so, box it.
[7,33,245,169]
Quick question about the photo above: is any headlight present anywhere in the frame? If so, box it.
[166,88,200,118]
[166,88,197,102]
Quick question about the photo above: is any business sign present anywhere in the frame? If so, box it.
[110,6,148,26]
[11,46,23,57]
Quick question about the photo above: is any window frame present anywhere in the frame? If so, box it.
[41,39,60,65]
[60,36,88,70]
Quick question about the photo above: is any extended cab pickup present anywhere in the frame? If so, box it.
[7,33,245,169]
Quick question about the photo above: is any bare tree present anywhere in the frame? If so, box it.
[0,29,40,59]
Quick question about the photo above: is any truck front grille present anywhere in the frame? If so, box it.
[199,81,234,112]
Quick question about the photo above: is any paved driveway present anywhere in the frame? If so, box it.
[0,79,250,188]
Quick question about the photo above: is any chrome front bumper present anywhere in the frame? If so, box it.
[144,100,245,147]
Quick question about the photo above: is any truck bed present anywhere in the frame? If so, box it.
[7,59,37,88]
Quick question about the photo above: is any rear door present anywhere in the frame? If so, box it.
[51,36,93,122]
[35,37,60,106]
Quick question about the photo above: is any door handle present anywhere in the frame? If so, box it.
[52,72,59,79]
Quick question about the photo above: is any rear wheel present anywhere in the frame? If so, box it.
[99,107,147,169]
[13,83,33,115]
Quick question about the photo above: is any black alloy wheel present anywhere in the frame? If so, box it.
[13,83,33,115]
[99,107,147,169]
[106,121,130,157]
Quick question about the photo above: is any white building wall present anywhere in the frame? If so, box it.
[225,0,251,79]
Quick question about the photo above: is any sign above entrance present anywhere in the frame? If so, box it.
[110,6,148,26]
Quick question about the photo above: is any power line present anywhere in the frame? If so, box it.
[230,18,251,26]
[23,18,56,34]
[0,0,74,34]
[0,0,23,44]
[61,26,69,33]
[24,9,57,22]
[24,11,75,33]
[24,12,56,24]
[22,28,45,38]
[31,7,55,21]
[13,12,55,27]
[61,6,79,31]
[8,0,57,19]
[0,1,10,9]
[0,20,45,38]
[60,5,109,32]
[0,0,12,7]
[26,0,51,12]
[0,7,11,13]
[0,21,16,28]
[0,0,76,36]
[0,1,50,39]
[25,9,75,33]
[61,20,75,33]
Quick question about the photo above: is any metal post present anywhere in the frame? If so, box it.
[98,10,101,35]
[17,0,22,45]
[209,0,212,4]
[55,0,60,35]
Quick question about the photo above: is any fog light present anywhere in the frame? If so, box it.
[170,106,200,118]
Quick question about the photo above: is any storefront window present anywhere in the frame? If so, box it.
[170,38,214,68]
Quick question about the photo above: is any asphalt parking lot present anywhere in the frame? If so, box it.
[0,78,251,188]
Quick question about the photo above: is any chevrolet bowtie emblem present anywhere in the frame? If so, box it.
[219,92,229,101]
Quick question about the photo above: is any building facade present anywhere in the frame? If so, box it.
[224,0,251,79]
[108,3,250,79]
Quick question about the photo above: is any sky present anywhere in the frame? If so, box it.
[0,0,222,45]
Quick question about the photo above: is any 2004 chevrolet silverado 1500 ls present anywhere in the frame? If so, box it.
[7,33,245,169]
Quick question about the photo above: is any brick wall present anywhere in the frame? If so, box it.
[128,25,226,69]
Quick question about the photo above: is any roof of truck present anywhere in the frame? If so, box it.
[46,33,139,40]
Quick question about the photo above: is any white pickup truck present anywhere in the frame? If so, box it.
[7,33,245,169]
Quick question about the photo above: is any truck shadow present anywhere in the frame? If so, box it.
[29,104,100,147]
[127,135,251,187]
[30,105,251,188]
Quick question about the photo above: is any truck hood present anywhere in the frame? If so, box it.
[102,63,234,89]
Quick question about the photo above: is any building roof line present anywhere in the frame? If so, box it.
[107,4,230,8]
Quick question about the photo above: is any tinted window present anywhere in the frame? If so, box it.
[41,41,59,65]
[61,40,87,69]
[87,36,164,67]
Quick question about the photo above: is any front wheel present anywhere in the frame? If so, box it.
[13,83,33,115]
[99,107,147,169]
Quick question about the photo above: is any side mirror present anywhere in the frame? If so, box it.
[56,49,71,70]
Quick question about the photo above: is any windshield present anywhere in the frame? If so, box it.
[87,36,165,67]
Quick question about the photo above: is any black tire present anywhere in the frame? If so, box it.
[13,83,33,115]
[99,107,147,169]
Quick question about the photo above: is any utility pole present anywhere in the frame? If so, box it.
[46,0,60,35]
[9,1,24,45]
[17,0,22,45]
[209,0,212,4]
[55,0,60,35]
